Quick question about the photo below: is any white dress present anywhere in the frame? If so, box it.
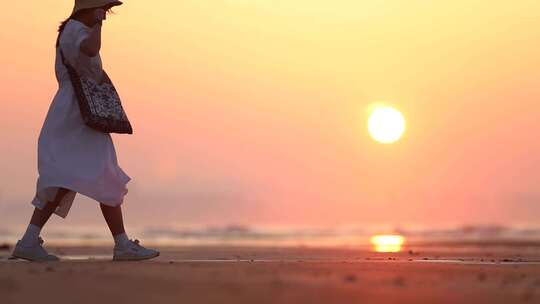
[31,19,131,218]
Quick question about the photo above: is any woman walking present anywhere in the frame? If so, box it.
[12,0,159,262]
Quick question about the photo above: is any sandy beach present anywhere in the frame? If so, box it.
[1,245,540,304]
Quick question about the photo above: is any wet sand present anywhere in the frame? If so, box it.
[1,245,540,304]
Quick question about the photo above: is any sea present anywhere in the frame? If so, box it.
[2,224,540,251]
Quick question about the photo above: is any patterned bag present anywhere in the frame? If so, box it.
[59,49,133,134]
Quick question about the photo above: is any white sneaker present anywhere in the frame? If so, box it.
[113,239,159,261]
[12,237,60,262]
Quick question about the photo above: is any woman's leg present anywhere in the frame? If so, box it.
[99,204,126,236]
[100,204,160,260]
[30,188,70,228]
[20,188,69,246]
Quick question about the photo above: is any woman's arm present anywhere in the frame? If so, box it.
[80,9,106,57]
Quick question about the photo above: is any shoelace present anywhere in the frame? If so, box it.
[130,239,143,248]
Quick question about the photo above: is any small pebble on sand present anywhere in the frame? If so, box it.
[393,276,405,287]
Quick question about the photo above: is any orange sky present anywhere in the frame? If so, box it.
[2,1,540,229]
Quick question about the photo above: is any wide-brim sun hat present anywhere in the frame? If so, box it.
[72,0,123,15]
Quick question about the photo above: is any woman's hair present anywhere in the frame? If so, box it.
[56,7,113,47]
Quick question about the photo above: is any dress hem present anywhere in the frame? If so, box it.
[31,182,129,219]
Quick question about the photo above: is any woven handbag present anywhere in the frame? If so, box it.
[59,49,133,134]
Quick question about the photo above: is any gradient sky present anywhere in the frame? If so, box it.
[2,0,540,229]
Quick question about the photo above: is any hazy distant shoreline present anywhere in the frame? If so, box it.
[2,224,540,248]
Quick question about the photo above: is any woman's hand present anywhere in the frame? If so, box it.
[94,9,106,24]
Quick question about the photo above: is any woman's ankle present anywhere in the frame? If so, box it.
[113,232,130,247]
[20,224,42,246]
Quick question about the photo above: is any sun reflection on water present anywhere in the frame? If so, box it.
[370,235,405,253]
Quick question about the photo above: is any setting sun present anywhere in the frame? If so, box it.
[370,235,405,253]
[368,105,406,144]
